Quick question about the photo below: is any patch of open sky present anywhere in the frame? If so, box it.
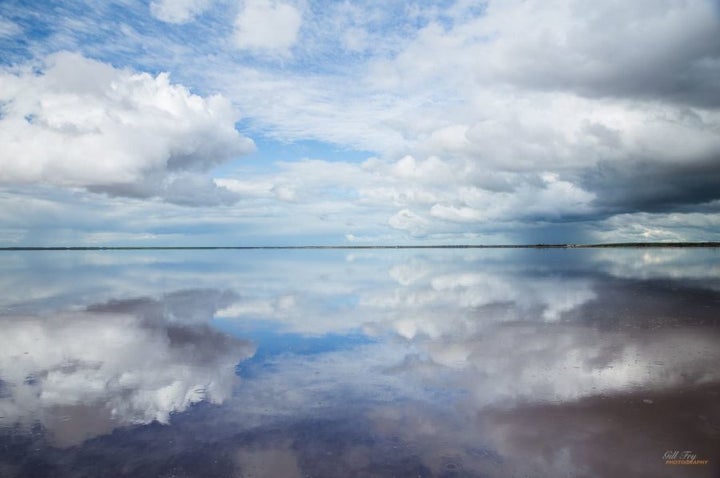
[0,0,221,77]
[287,0,459,73]
[61,5,216,76]
[0,0,104,65]
[0,3,50,65]
[0,0,476,85]
[212,134,375,177]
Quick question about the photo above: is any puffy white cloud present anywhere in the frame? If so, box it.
[150,0,214,24]
[234,0,302,56]
[0,52,254,204]
[216,152,596,240]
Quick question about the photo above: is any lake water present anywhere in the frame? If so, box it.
[0,248,719,477]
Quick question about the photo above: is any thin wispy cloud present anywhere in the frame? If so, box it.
[150,0,215,24]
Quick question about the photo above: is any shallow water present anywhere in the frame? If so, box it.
[0,248,719,477]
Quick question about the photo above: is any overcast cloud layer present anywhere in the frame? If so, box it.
[0,0,719,245]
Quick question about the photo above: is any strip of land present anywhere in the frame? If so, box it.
[1,243,719,251]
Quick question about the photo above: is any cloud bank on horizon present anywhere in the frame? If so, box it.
[0,0,719,245]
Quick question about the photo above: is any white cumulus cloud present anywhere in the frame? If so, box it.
[234,0,302,56]
[0,52,255,204]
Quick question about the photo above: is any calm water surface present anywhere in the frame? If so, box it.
[0,248,719,477]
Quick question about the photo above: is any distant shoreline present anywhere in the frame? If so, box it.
[1,242,719,251]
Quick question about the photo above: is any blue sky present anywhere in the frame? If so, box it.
[1,0,720,245]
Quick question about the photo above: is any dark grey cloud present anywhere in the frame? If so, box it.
[493,0,720,109]
[581,156,720,214]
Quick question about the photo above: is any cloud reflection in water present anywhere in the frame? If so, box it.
[0,249,718,477]
[0,289,254,447]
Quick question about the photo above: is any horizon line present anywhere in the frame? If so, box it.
[1,242,720,251]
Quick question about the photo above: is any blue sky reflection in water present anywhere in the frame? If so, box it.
[1,249,719,477]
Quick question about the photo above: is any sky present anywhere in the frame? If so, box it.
[1,0,720,246]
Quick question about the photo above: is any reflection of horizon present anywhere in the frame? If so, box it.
[0,289,255,447]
